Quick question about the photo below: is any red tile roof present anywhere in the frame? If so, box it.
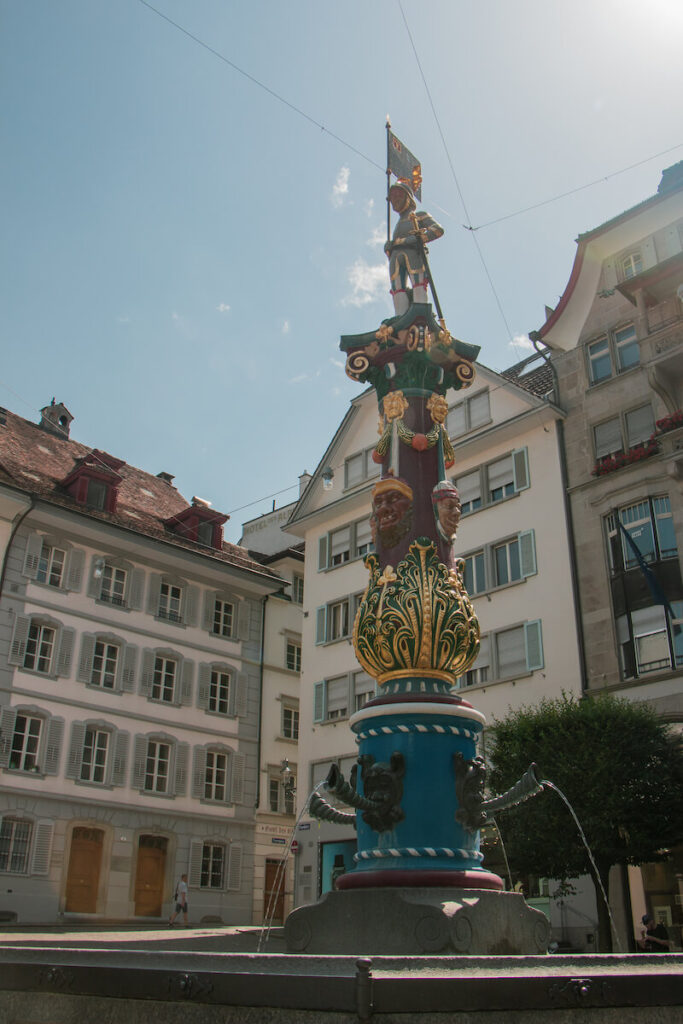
[0,406,280,581]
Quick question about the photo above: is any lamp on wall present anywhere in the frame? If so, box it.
[280,759,296,799]
[93,556,106,579]
[321,467,334,491]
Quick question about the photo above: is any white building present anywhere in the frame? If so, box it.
[0,401,283,925]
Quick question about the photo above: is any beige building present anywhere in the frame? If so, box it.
[535,160,683,941]
[0,401,283,925]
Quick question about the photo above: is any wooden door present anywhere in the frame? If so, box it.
[65,827,104,913]
[134,835,167,916]
[263,858,285,923]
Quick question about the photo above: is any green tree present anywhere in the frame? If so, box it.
[488,693,683,952]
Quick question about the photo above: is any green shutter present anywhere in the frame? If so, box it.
[0,708,18,767]
[121,644,137,693]
[56,627,75,677]
[23,533,44,579]
[66,722,86,780]
[77,634,96,683]
[313,681,327,723]
[174,742,189,796]
[525,620,544,671]
[140,650,155,696]
[512,447,530,492]
[318,535,329,571]
[30,820,54,876]
[9,615,31,665]
[197,664,211,710]
[192,746,206,799]
[518,529,537,577]
[188,839,204,888]
[111,730,129,787]
[227,843,243,891]
[44,716,64,775]
[315,606,327,645]
[132,735,147,789]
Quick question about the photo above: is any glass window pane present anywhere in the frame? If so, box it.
[615,325,639,370]
[654,497,677,559]
[488,456,513,502]
[588,337,612,383]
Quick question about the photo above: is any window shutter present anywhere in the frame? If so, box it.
[31,820,54,876]
[56,627,75,677]
[128,568,145,611]
[525,620,544,671]
[197,664,211,709]
[518,529,537,578]
[313,681,327,723]
[44,716,64,776]
[140,650,155,696]
[146,573,162,616]
[66,722,86,780]
[237,600,251,641]
[318,535,329,571]
[9,615,31,665]
[511,447,530,492]
[188,839,204,888]
[87,556,102,599]
[231,752,246,804]
[0,707,18,768]
[132,735,147,790]
[174,742,189,797]
[227,843,243,891]
[23,533,44,579]
[184,586,199,627]
[315,606,327,645]
[77,634,96,683]
[202,591,215,631]
[111,730,130,787]
[192,746,206,800]
[235,673,248,718]
[121,644,137,693]
[66,549,85,592]
[178,659,194,707]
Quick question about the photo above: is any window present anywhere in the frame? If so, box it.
[268,768,296,814]
[9,714,42,772]
[318,518,374,570]
[353,669,375,712]
[151,657,177,703]
[0,818,32,874]
[158,582,182,623]
[209,669,231,715]
[461,531,537,596]
[201,844,225,888]
[204,750,228,801]
[586,323,640,385]
[36,544,66,588]
[197,665,245,717]
[292,574,304,604]
[269,776,280,813]
[606,496,678,572]
[145,740,170,793]
[213,598,235,637]
[282,704,299,739]
[447,389,491,439]
[314,672,374,723]
[616,602,683,679]
[86,478,108,510]
[197,520,215,547]
[100,564,127,606]
[24,623,55,674]
[456,622,544,688]
[316,597,351,644]
[621,251,643,280]
[189,837,242,890]
[91,640,118,689]
[594,405,655,461]
[22,534,84,592]
[286,640,301,672]
[455,448,529,517]
[344,446,381,489]
[80,728,109,784]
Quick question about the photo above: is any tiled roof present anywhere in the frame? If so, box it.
[501,353,555,398]
[250,542,306,566]
[0,406,279,580]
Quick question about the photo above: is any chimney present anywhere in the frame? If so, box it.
[156,472,175,485]
[298,470,312,497]
[39,399,73,439]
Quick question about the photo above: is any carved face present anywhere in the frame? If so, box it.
[437,495,462,538]
[372,487,413,548]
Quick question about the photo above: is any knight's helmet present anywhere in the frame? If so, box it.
[388,179,417,210]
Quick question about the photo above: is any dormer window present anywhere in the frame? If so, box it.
[621,251,643,280]
[163,500,228,551]
[61,450,124,513]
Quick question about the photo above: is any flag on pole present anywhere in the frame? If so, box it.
[388,130,422,200]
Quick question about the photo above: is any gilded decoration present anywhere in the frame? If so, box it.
[353,539,480,683]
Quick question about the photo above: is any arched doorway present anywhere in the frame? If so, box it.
[65,827,104,913]
[134,834,168,916]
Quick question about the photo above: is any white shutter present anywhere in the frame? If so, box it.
[197,664,211,710]
[237,600,251,640]
[180,659,194,706]
[318,535,329,571]
[128,569,145,611]
[227,843,243,891]
[111,730,129,787]
[87,555,102,599]
[66,722,86,780]
[0,707,18,767]
[202,591,215,631]
[8,615,31,665]
[455,470,481,508]
[146,574,162,615]
[230,752,246,804]
[132,735,148,790]
[191,746,206,800]
[121,644,137,693]
[235,673,248,718]
[66,549,85,592]
[140,650,155,696]
[525,620,544,671]
[184,586,199,627]
[23,533,44,579]
[469,390,490,429]
[327,676,349,718]
[30,820,54,876]
[313,681,327,723]
[77,634,96,683]
[44,716,64,775]
[518,529,537,578]
[315,606,327,645]
[56,627,75,677]
[174,742,189,796]
[511,447,530,492]
[594,418,622,459]
[447,402,466,439]
[188,839,204,888]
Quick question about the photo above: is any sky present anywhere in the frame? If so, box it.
[2,0,682,542]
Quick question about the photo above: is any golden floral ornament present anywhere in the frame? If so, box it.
[426,392,449,426]
[346,351,370,381]
[382,390,409,422]
[375,324,394,343]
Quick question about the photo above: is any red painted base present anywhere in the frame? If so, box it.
[336,869,504,891]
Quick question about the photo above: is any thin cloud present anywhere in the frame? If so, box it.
[171,312,180,321]
[342,259,389,307]
[329,357,345,369]
[365,198,375,217]
[217,303,231,313]
[282,320,291,334]
[289,373,309,384]
[332,166,350,208]
[509,334,535,351]
[366,223,386,247]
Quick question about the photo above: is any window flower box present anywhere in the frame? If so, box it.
[592,438,659,477]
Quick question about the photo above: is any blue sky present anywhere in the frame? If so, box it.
[2,0,682,542]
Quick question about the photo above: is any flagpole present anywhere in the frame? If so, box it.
[386,116,392,243]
